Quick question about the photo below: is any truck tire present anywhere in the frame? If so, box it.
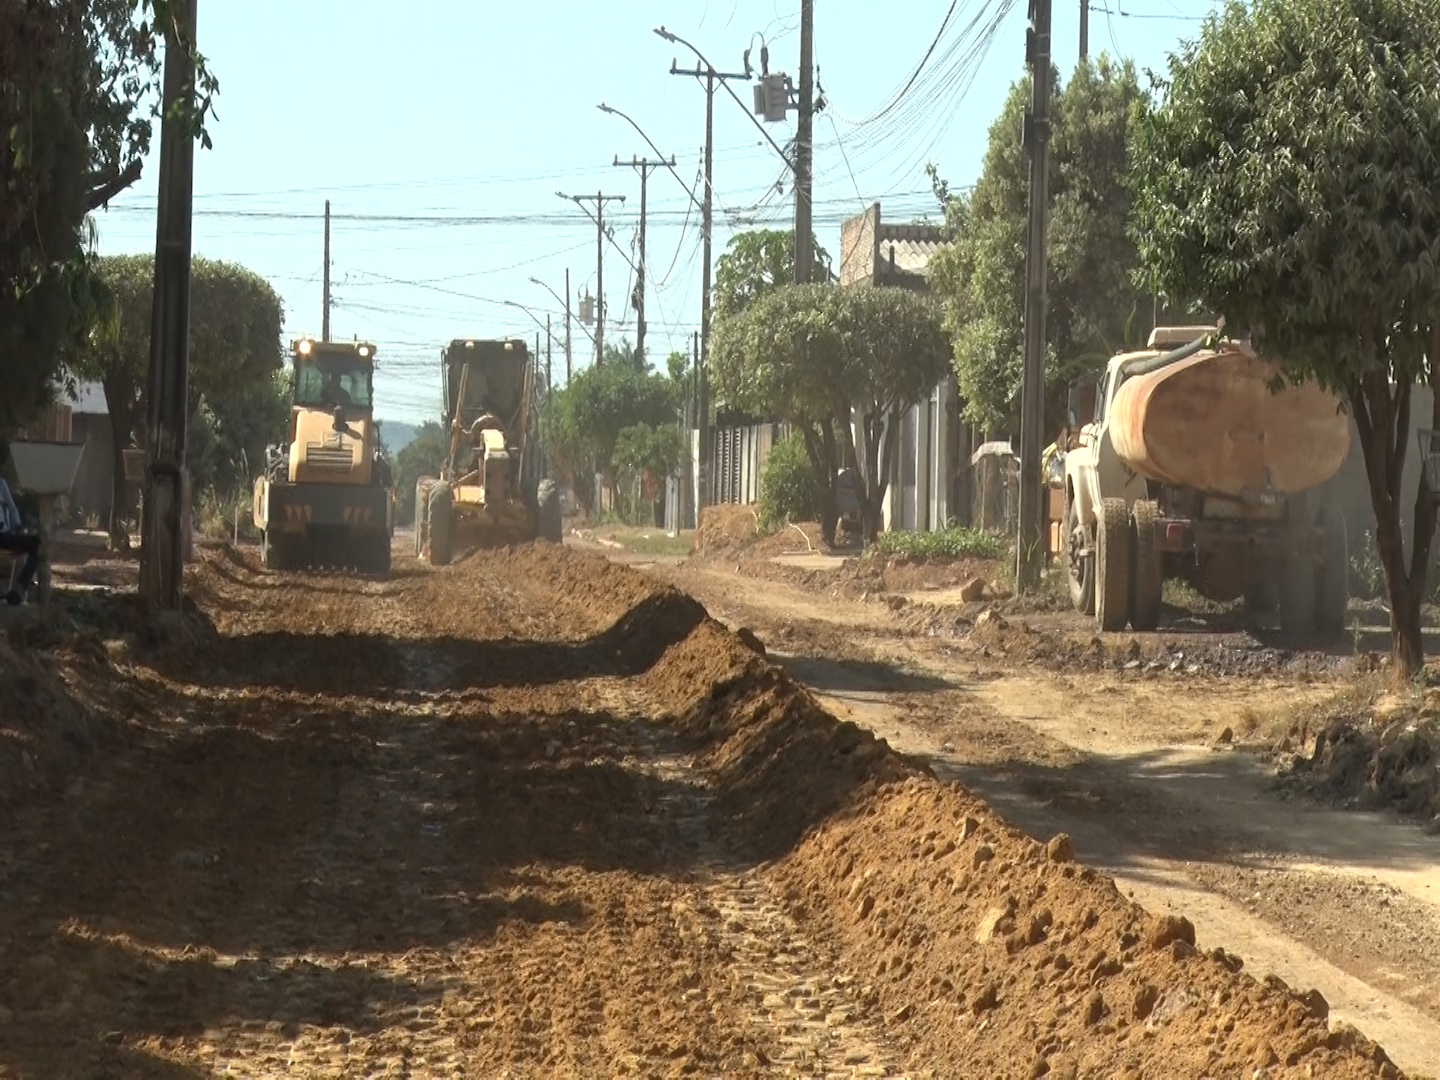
[1279,536,1317,642]
[536,479,562,543]
[428,482,454,566]
[415,476,435,559]
[1096,497,1132,632]
[1243,581,1280,617]
[1065,495,1095,616]
[1129,500,1163,632]
[1315,503,1349,636]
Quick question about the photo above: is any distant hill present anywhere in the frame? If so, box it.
[377,420,420,456]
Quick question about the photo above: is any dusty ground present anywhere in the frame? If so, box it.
[637,547,1440,1078]
[0,531,1423,1077]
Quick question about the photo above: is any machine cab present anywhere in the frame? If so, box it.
[287,338,379,485]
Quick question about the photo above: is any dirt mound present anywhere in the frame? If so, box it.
[695,504,761,556]
[1282,690,1440,827]
[768,778,1400,1077]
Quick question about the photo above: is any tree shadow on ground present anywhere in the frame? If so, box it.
[0,687,716,1075]
[143,590,709,695]
[931,744,1437,878]
[774,653,952,695]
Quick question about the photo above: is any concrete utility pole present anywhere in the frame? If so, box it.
[615,155,675,368]
[564,268,572,382]
[665,52,749,512]
[322,198,331,341]
[546,314,553,395]
[794,0,815,284]
[140,0,198,610]
[1017,0,1054,592]
[1079,0,1088,60]
[559,192,625,365]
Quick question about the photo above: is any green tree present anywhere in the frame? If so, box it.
[1,1,218,435]
[710,284,952,544]
[1129,0,1440,675]
[757,431,820,532]
[713,228,832,320]
[554,360,676,513]
[68,254,283,546]
[392,421,449,526]
[929,56,1149,432]
[613,422,686,525]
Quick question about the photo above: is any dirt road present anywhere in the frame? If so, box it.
[0,540,1416,1077]
[641,556,1440,1078]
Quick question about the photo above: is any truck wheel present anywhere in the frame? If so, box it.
[428,482,454,566]
[1316,503,1349,636]
[1096,497,1132,632]
[1279,534,1317,642]
[1243,581,1280,617]
[415,476,435,559]
[536,479,562,544]
[1130,500,1163,632]
[1065,495,1095,616]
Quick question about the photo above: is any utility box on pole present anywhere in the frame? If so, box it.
[753,74,791,122]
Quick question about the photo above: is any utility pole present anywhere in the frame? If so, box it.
[615,154,675,368]
[545,315,553,396]
[322,199,331,341]
[559,192,625,365]
[794,0,815,284]
[1017,0,1054,592]
[140,0,198,610]
[564,267,573,383]
[1079,0,1088,61]
[669,59,749,512]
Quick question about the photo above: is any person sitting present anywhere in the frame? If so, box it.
[0,470,40,607]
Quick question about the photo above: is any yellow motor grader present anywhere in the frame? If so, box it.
[415,337,560,564]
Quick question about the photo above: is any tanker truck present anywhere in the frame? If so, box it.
[1060,325,1351,637]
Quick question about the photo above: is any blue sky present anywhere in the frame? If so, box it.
[96,0,1216,425]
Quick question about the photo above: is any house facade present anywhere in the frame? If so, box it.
[838,202,957,533]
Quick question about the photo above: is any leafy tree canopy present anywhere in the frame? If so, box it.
[1129,0,1440,674]
[1,1,218,435]
[67,253,283,540]
[713,228,832,321]
[710,283,951,542]
[929,55,1149,431]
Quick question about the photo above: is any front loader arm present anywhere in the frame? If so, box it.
[443,363,472,482]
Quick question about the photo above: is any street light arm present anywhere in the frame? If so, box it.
[654,26,795,176]
[597,101,705,216]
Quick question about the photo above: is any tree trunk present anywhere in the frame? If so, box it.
[1350,366,1440,678]
[799,421,838,547]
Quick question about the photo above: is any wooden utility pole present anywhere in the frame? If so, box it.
[615,155,675,368]
[322,199,332,341]
[140,0,198,610]
[670,61,748,512]
[794,0,815,284]
[1079,0,1088,60]
[1017,0,1054,591]
[561,192,625,365]
[545,314,553,394]
[564,267,573,383]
